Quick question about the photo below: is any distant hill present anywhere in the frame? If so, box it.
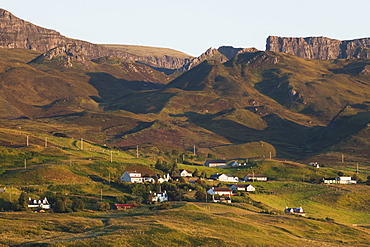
[0,9,191,70]
[0,8,368,162]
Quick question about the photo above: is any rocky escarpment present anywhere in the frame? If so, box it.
[179,46,258,71]
[0,9,189,69]
[266,36,370,60]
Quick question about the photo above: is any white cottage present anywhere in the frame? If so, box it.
[120,171,143,183]
[178,169,193,177]
[230,184,255,192]
[152,191,168,202]
[28,197,51,209]
[210,173,239,182]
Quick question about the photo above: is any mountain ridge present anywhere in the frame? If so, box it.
[0,9,191,70]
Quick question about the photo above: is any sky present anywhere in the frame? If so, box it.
[2,0,370,56]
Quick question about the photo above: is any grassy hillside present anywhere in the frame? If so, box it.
[1,202,370,246]
[0,128,368,246]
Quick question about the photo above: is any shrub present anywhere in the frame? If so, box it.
[71,198,85,212]
[96,201,110,211]
[157,202,172,210]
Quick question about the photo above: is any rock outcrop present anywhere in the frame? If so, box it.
[0,9,189,69]
[179,46,259,71]
[266,36,370,60]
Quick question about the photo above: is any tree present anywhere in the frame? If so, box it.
[50,193,70,213]
[195,190,207,202]
[193,169,200,177]
[116,196,127,204]
[15,192,29,211]
[167,189,183,201]
[54,198,68,213]
[96,201,110,211]
[366,176,370,185]
[155,159,172,173]
[337,171,344,176]
[207,153,216,159]
[71,198,85,212]
[143,192,154,204]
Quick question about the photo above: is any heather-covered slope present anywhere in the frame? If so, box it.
[107,50,370,159]
[0,47,170,119]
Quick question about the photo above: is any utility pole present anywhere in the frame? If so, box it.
[193,145,196,156]
[24,159,27,169]
[45,137,48,148]
[108,172,111,184]
[356,163,359,174]
[110,150,113,163]
[269,152,272,160]
[26,135,29,147]
[341,153,344,163]
[136,145,139,158]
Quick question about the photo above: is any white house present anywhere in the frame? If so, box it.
[120,171,143,183]
[244,174,268,182]
[230,184,255,192]
[323,177,356,184]
[210,173,239,182]
[204,160,227,167]
[157,174,171,183]
[207,187,233,196]
[337,176,356,184]
[178,169,193,177]
[28,197,51,210]
[152,191,168,203]
[207,187,232,203]
[308,162,320,168]
[284,206,305,216]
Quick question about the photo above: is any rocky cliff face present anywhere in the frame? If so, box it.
[266,36,370,59]
[0,9,189,69]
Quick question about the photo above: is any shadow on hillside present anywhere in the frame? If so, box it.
[0,198,12,210]
[111,121,154,140]
[171,111,309,158]
[329,60,370,76]
[86,72,164,101]
[106,90,176,114]
[87,72,174,114]
[171,110,369,159]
